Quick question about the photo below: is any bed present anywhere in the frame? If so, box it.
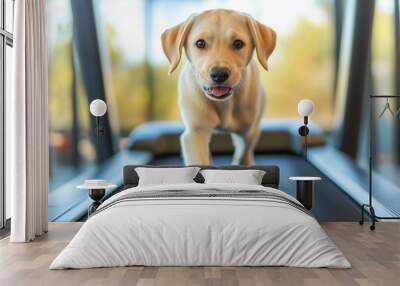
[50,165,350,269]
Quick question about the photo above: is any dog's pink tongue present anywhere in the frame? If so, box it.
[208,86,230,97]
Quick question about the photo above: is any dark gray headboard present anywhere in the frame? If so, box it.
[123,165,280,189]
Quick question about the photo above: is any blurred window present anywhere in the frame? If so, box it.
[95,0,335,132]
[47,0,336,219]
[369,0,399,186]
[48,0,95,189]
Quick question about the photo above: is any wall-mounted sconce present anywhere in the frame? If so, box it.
[89,99,107,147]
[297,99,314,162]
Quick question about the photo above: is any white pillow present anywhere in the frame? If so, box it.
[135,167,200,186]
[200,169,266,185]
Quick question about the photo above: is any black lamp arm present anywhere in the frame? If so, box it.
[95,116,105,136]
[298,116,309,162]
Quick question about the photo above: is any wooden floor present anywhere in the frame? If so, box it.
[0,222,399,286]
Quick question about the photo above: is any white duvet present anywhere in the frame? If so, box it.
[50,183,351,269]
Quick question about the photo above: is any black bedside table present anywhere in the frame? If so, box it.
[77,180,116,216]
[289,177,321,210]
[87,189,106,216]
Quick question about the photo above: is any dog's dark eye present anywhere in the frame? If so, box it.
[195,39,206,49]
[232,39,244,50]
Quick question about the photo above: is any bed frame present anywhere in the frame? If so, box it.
[123,165,280,189]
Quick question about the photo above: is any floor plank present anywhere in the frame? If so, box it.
[0,222,399,286]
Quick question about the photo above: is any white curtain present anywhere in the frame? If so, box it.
[7,0,48,242]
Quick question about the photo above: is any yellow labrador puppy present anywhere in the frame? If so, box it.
[161,9,276,165]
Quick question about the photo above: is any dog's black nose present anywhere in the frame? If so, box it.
[209,67,230,83]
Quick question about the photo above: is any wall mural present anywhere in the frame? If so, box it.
[45,0,398,221]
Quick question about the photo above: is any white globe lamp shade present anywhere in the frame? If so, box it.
[90,99,107,117]
[298,99,314,117]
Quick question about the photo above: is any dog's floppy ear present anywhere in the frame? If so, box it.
[245,16,276,71]
[161,15,196,74]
